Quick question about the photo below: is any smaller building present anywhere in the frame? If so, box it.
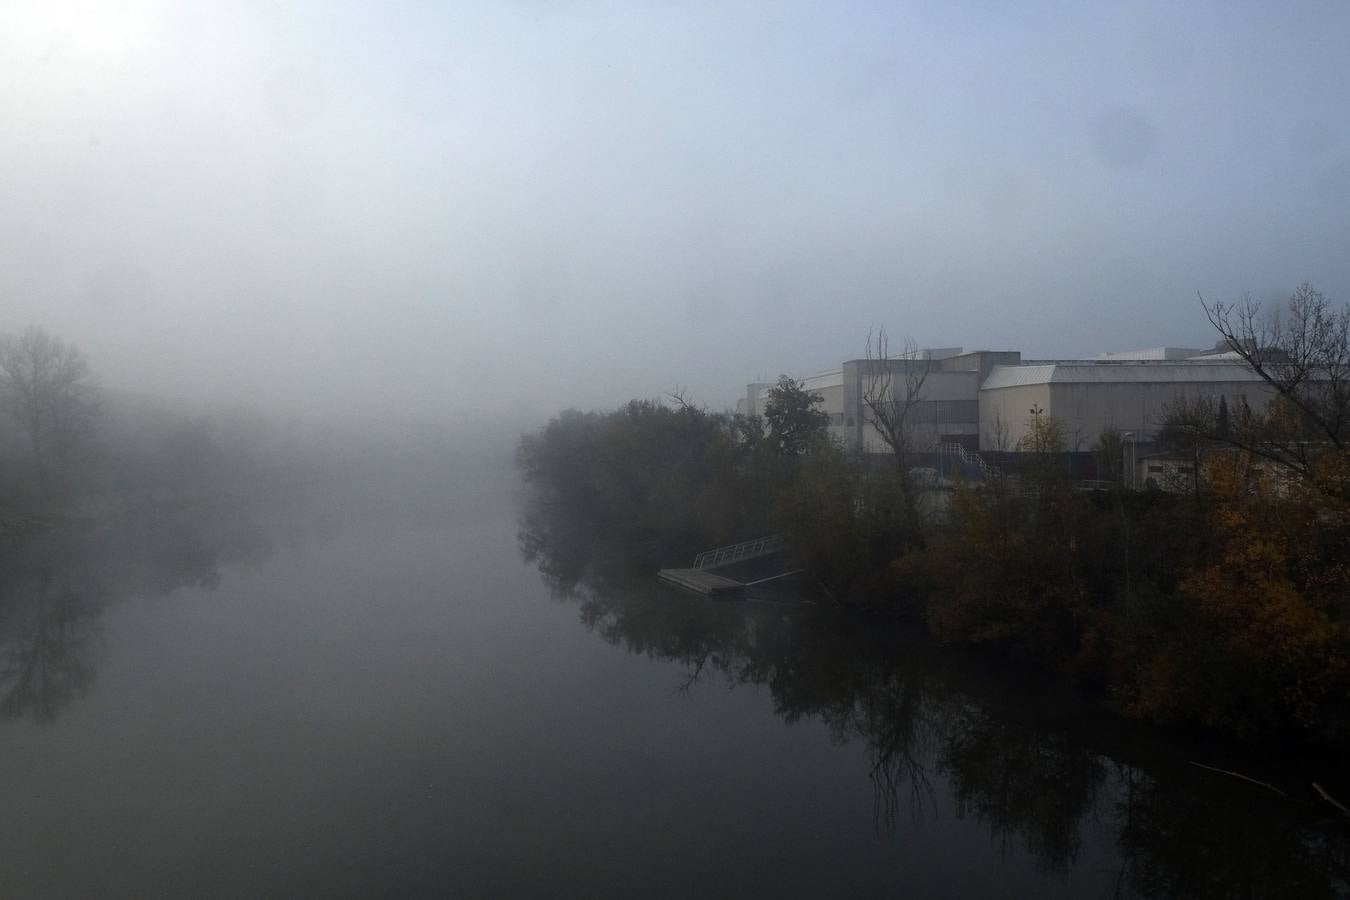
[1132,450,1198,492]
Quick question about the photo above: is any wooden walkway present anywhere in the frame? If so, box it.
[656,567,745,596]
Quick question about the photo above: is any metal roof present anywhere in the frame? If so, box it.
[980,364,1057,388]
[1187,349,1245,360]
[981,361,1264,390]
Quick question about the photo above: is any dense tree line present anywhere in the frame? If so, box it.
[518,285,1350,749]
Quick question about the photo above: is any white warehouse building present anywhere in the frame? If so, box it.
[740,346,1272,456]
[978,360,1268,451]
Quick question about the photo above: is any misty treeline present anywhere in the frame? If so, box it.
[0,325,316,517]
[0,325,482,530]
[518,284,1350,749]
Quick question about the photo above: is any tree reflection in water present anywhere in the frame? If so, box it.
[0,506,274,726]
[518,512,1350,897]
[0,568,101,724]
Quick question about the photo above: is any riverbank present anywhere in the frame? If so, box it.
[517,399,1350,752]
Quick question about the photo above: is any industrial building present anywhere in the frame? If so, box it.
[738,345,1271,460]
[978,358,1267,451]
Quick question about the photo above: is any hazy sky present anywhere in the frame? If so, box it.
[2,1,1348,418]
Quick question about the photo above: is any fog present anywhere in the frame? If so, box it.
[3,1,1348,421]
[5,8,1350,893]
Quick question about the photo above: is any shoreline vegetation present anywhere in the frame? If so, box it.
[518,285,1350,753]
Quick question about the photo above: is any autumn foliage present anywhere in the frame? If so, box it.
[1121,453,1350,740]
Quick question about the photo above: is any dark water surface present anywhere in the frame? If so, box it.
[1,479,1347,898]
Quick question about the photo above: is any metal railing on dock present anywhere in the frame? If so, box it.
[692,534,785,570]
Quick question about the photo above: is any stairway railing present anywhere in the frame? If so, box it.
[937,443,1001,482]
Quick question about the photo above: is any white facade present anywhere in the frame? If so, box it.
[978,361,1270,450]
[743,344,1272,456]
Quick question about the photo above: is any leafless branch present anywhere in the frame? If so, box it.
[1313,781,1350,819]
[666,386,700,412]
[1201,285,1348,451]
[861,327,930,471]
[1189,761,1288,797]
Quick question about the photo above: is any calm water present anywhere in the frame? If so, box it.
[1,475,1346,898]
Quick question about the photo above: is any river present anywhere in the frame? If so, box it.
[0,469,1346,897]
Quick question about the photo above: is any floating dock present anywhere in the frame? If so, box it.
[656,567,745,596]
[658,535,790,597]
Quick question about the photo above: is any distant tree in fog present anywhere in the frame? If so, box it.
[0,326,100,493]
[763,375,829,456]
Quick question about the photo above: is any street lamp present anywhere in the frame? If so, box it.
[1121,431,1136,490]
[1119,431,1136,592]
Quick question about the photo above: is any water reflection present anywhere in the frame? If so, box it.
[0,504,274,725]
[519,515,1350,897]
[0,568,101,724]
[0,479,485,730]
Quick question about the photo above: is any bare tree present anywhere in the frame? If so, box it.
[1203,282,1348,451]
[1157,397,1221,499]
[0,326,100,493]
[988,411,1012,454]
[862,327,930,472]
[860,327,933,544]
[1092,426,1125,486]
[1166,283,1350,498]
